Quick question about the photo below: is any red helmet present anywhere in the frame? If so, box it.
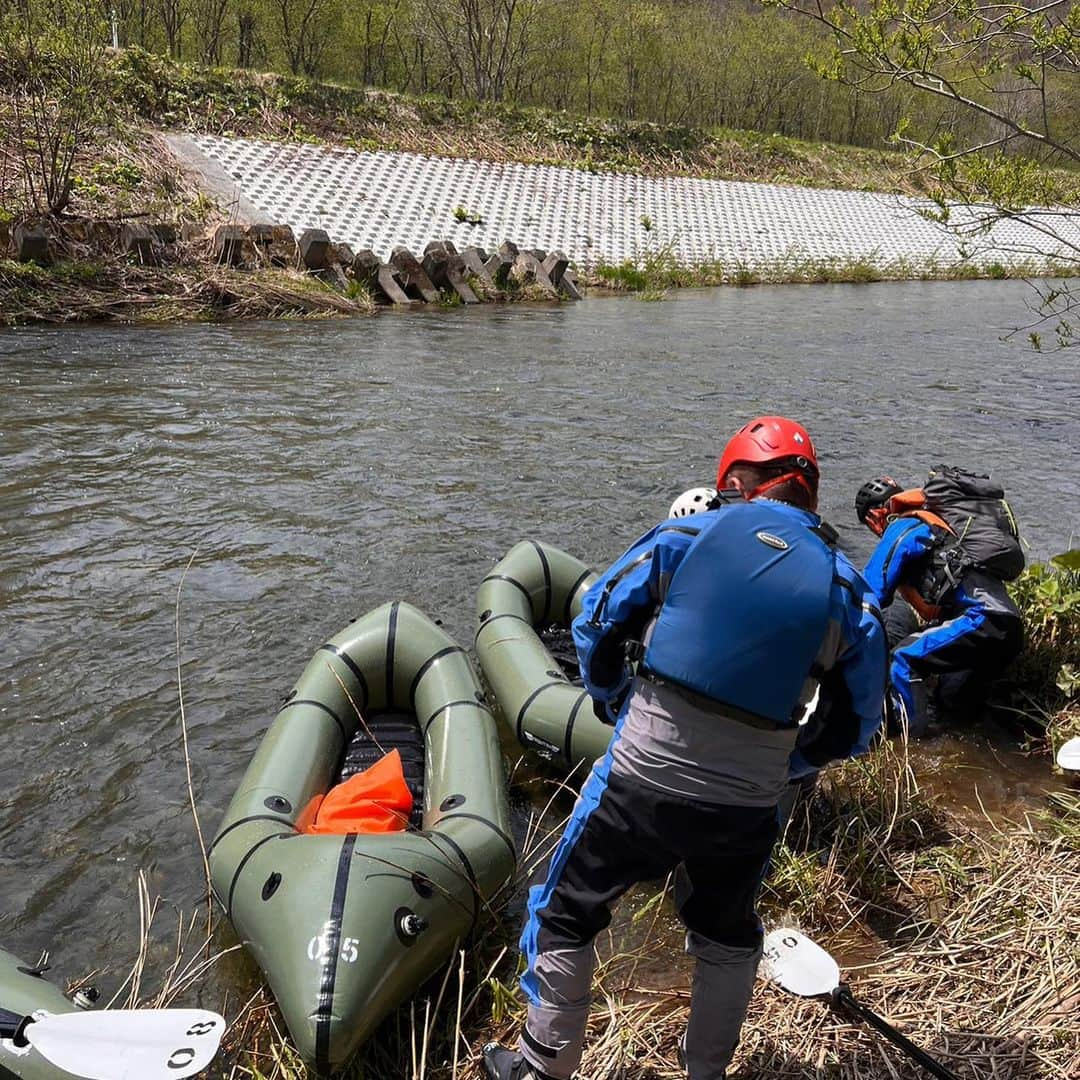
[716,416,819,502]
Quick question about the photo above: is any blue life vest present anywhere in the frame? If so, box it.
[642,501,837,726]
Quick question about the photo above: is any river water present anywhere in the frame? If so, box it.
[2,281,1078,1009]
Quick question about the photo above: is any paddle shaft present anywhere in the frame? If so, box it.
[0,1007,30,1045]
[831,987,961,1080]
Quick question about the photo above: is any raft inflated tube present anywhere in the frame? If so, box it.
[0,948,78,1080]
[209,601,515,1074]
[476,540,612,768]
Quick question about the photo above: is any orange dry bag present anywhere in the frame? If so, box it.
[303,748,413,835]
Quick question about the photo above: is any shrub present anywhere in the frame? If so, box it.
[1008,551,1080,713]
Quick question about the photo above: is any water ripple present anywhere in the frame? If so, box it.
[1,280,1078,991]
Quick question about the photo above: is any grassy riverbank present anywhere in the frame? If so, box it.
[0,259,373,324]
[109,556,1078,1079]
[590,247,1069,299]
[104,49,933,196]
[3,49,1079,323]
[144,736,1078,1080]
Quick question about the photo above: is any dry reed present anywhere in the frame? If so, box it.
[177,735,1075,1080]
[0,259,372,325]
[127,570,1079,1078]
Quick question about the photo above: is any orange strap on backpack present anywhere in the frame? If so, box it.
[886,489,952,534]
[867,488,953,539]
[301,748,414,835]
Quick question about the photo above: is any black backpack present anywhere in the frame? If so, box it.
[923,465,1025,581]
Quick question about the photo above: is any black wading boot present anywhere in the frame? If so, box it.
[482,1042,557,1080]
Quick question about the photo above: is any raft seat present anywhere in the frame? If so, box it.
[338,711,425,828]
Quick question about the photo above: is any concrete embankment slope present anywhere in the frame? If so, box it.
[173,133,1079,275]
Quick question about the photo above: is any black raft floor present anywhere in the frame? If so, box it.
[336,710,425,829]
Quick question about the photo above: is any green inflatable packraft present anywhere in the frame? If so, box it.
[0,948,77,1080]
[475,540,613,769]
[210,601,515,1073]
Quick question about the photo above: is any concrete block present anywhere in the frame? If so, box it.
[376,265,416,305]
[245,223,275,247]
[299,227,332,271]
[352,249,416,305]
[541,251,569,285]
[61,216,121,254]
[181,223,207,244]
[14,223,50,265]
[261,224,297,267]
[461,246,500,294]
[212,224,246,266]
[484,252,513,287]
[421,242,449,283]
[246,222,296,266]
[99,222,124,249]
[334,242,355,267]
[530,249,548,263]
[74,220,117,251]
[542,250,581,299]
[121,223,157,265]
[557,267,583,301]
[445,257,479,304]
[499,240,520,260]
[350,248,381,286]
[390,246,439,303]
[423,242,479,304]
[150,223,177,246]
[59,217,91,245]
[321,264,350,290]
[513,252,558,297]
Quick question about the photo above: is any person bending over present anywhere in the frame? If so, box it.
[855,468,1024,736]
[485,416,887,1080]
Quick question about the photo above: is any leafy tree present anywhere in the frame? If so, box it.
[0,0,109,215]
[192,0,232,63]
[419,0,544,101]
[158,0,187,56]
[236,4,259,66]
[764,0,1080,343]
[274,0,339,75]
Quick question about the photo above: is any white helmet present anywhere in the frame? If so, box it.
[668,487,719,518]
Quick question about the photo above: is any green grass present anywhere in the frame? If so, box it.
[1037,790,1080,850]
[588,248,1079,293]
[763,734,952,934]
[1002,553,1080,748]
[96,48,1074,200]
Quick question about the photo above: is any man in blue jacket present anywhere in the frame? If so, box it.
[484,417,888,1080]
[856,474,1024,735]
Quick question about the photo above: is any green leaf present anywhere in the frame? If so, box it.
[1056,664,1080,697]
[1051,550,1080,571]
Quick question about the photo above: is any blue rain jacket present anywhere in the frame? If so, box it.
[862,517,939,607]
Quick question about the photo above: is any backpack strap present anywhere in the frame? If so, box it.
[809,519,839,547]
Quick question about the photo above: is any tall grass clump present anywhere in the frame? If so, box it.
[1007,550,1080,752]
[765,734,953,934]
[593,240,728,297]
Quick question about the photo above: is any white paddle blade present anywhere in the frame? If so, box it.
[762,928,840,997]
[27,1009,225,1080]
[1056,736,1080,772]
